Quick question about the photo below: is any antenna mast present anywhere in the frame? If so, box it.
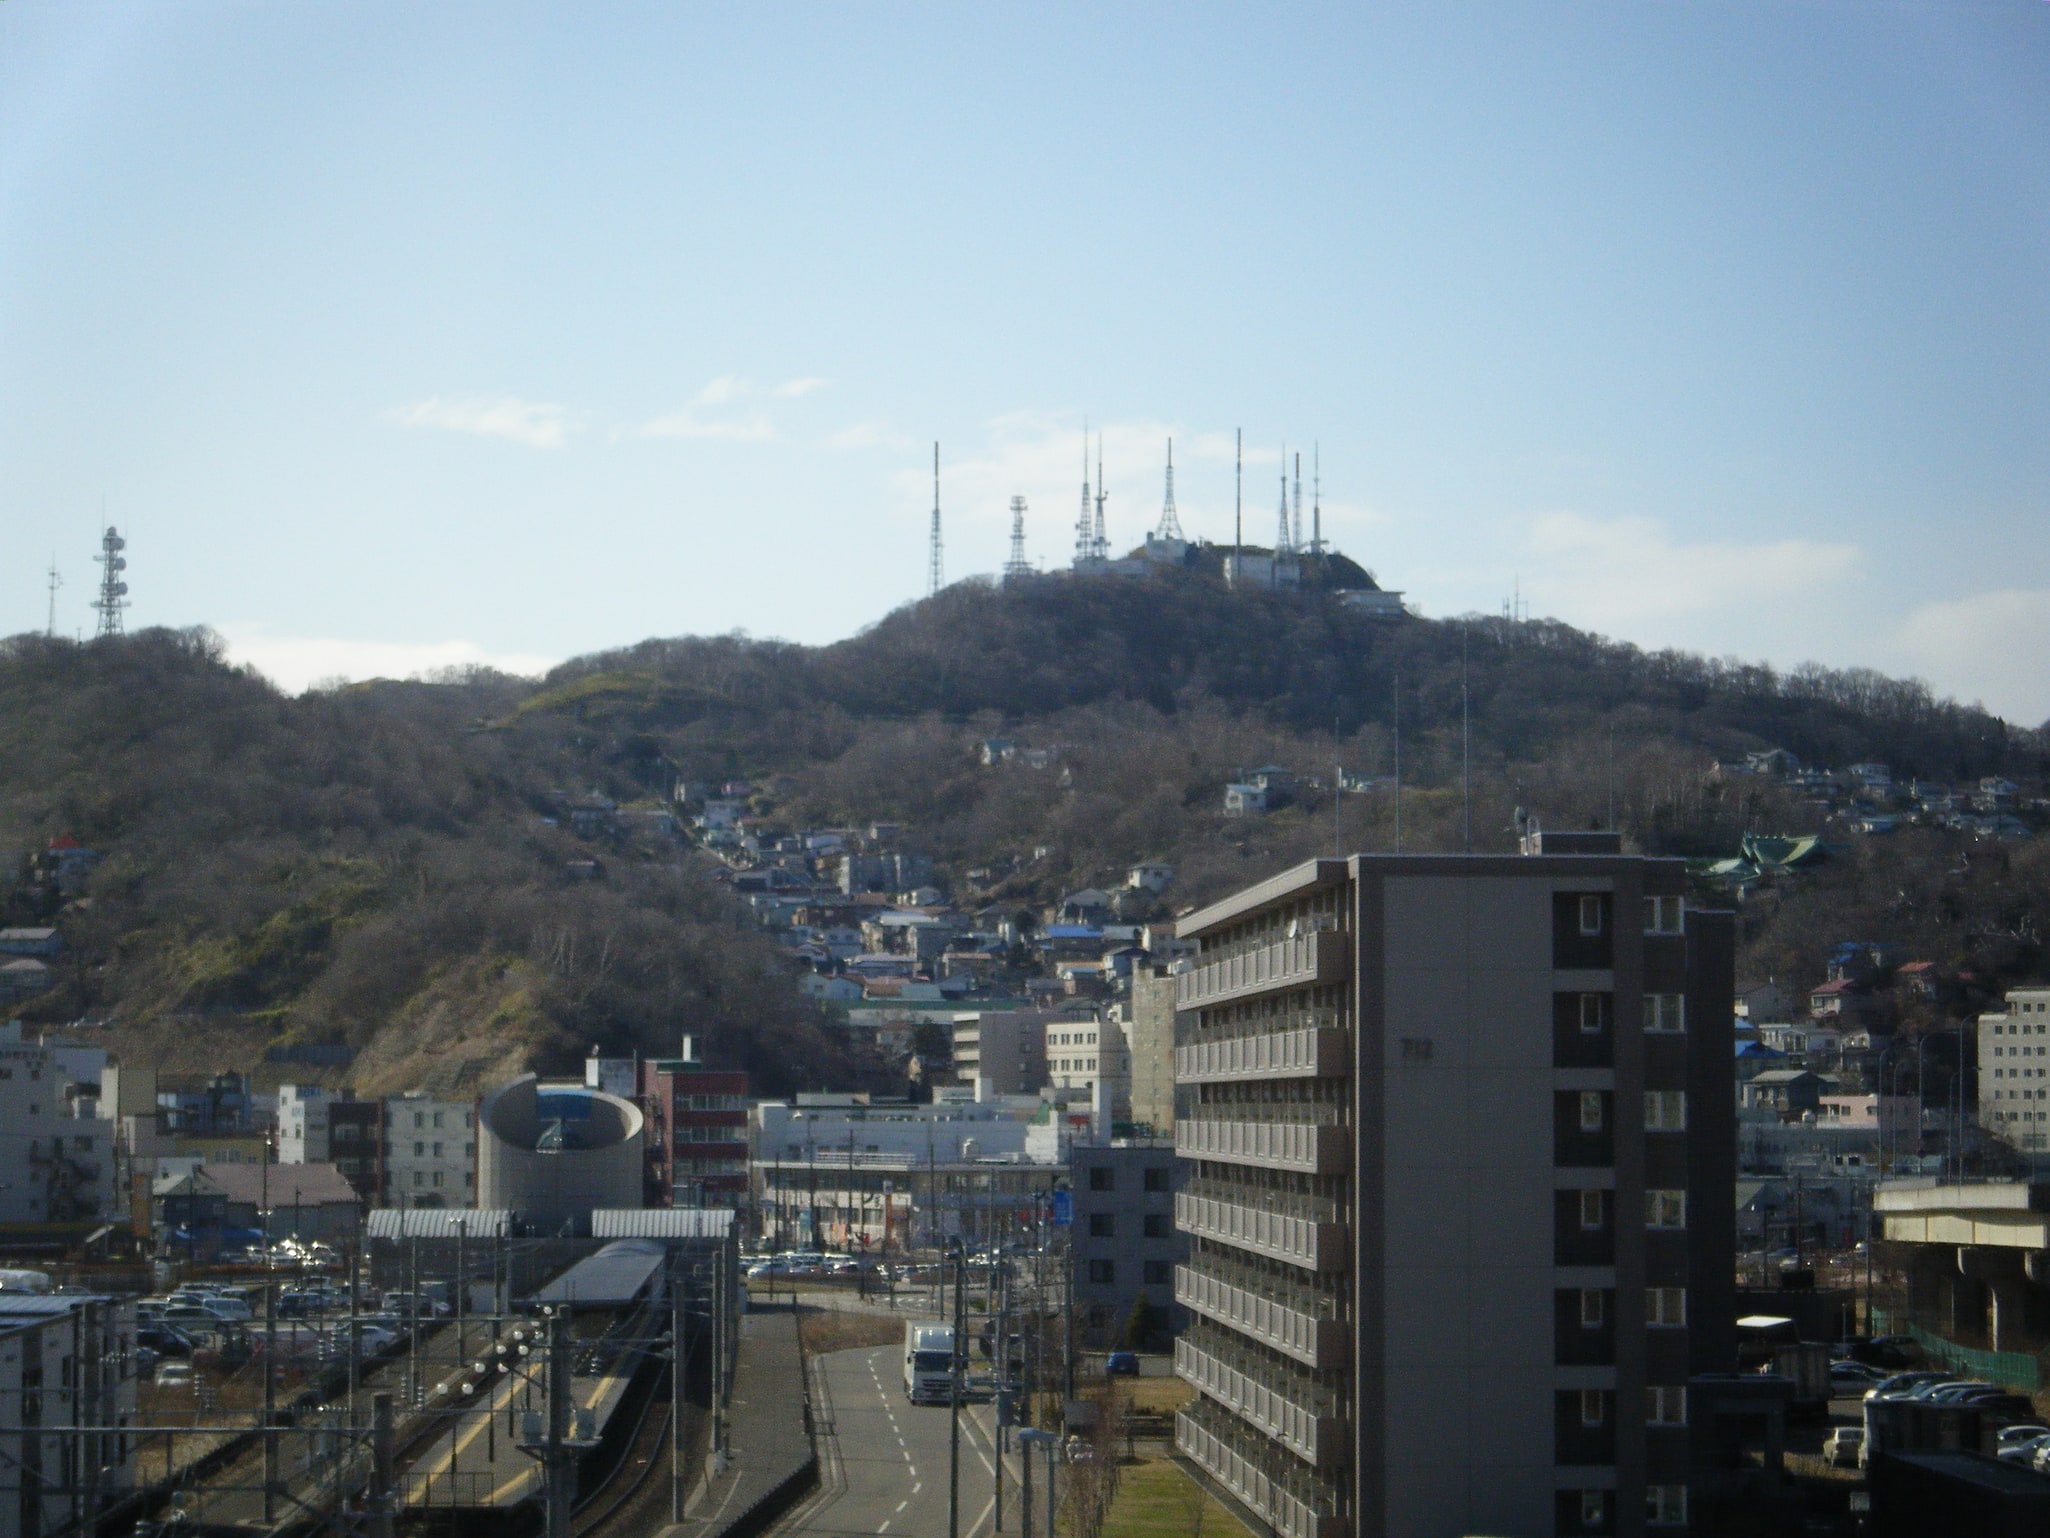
[1312,443,1323,555]
[927,443,943,598]
[1292,452,1303,554]
[1155,439,1184,540]
[45,558,62,638]
[1075,425,1094,567]
[1004,495,1031,582]
[1233,429,1242,580]
[1092,435,1109,560]
[1275,454,1293,560]
[91,526,128,637]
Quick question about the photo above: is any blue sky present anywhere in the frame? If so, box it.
[4,2,2047,719]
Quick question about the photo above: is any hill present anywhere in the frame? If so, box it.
[4,574,2047,1094]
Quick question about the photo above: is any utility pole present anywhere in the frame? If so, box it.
[263,1138,278,1524]
[545,1309,573,1538]
[948,1239,966,1538]
[670,1252,685,1522]
[369,1393,397,1538]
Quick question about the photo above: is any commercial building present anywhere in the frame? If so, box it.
[381,1092,477,1208]
[755,1150,1062,1254]
[952,1009,1055,1096]
[1171,838,1735,1538]
[0,1023,116,1227]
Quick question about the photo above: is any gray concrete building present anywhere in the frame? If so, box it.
[1122,966,1181,1136]
[1069,1140,1184,1345]
[1171,837,1735,1538]
[477,1076,644,1233]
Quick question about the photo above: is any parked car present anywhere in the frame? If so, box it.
[1104,1352,1140,1377]
[153,1361,195,1389]
[137,1326,195,1359]
[1828,1360,1886,1388]
[1996,1427,2050,1464]
[1865,1371,1955,1401]
[1824,1427,1864,1468]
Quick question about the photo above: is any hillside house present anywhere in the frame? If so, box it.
[1742,1069,1825,1118]
[1808,978,1862,1018]
[1126,860,1174,893]
[0,928,61,957]
[1222,782,1267,815]
[1734,979,1787,1020]
[1057,889,1113,924]
[0,959,54,998]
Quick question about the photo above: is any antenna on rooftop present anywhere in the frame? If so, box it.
[1312,443,1324,556]
[45,558,62,638]
[1092,434,1109,560]
[91,526,128,637]
[1292,452,1303,554]
[927,443,943,598]
[1075,424,1095,567]
[1155,439,1184,541]
[1004,495,1031,582]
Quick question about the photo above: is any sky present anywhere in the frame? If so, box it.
[3,2,2048,719]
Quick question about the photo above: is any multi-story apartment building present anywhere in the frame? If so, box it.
[0,1294,137,1538]
[1171,837,1734,1538]
[0,1024,115,1226]
[381,1093,477,1207]
[1122,967,1181,1135]
[1977,986,2050,1154]
[952,1009,1054,1095]
[633,1040,750,1208]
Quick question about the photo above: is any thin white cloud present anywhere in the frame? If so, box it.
[392,395,570,449]
[772,376,829,398]
[828,422,910,451]
[693,374,747,406]
[634,373,823,441]
[637,410,774,441]
[1896,588,2050,725]
[1519,511,1861,630]
[219,626,558,696]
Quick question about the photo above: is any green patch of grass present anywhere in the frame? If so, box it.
[1093,1457,1252,1538]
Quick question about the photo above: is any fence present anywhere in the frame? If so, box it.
[1868,1309,2043,1391]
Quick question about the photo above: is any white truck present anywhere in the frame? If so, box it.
[903,1323,955,1405]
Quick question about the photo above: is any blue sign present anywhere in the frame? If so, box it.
[1051,1190,1071,1226]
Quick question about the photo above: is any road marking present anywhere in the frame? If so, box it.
[896,1499,909,1513]
[878,1525,890,1534]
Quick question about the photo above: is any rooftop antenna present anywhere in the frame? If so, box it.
[45,557,62,638]
[1004,495,1031,582]
[1154,438,1184,541]
[1461,622,1472,852]
[1292,452,1303,554]
[927,443,943,597]
[1075,423,1095,567]
[1093,434,1109,560]
[91,525,128,637]
[1312,443,1323,556]
[1391,671,1401,853]
[1232,429,1243,584]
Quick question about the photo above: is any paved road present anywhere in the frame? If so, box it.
[776,1346,1003,1538]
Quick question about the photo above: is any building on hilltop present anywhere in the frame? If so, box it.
[1170,834,1735,1538]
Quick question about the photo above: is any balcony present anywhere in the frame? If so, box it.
[1176,1263,1346,1369]
[1177,1118,1349,1175]
[1175,1026,1350,1084]
[1176,1333,1348,1467]
[1178,930,1350,1010]
[1177,1190,1347,1272]
[1177,1407,1346,1538]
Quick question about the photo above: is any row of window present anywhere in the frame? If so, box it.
[1573,1489,1687,1529]
[1573,1190,1686,1229]
[1085,1165,1174,1192]
[1575,1287,1688,1328]
[1575,1385,1687,1426]
[1578,1092,1688,1132]
[1571,992,1685,1033]
[1085,1258,1174,1286]
[1085,1212,1175,1238]
[1574,895,1685,935]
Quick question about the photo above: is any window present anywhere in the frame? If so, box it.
[1644,895,1684,934]
[432,1142,444,1158]
[1088,1259,1115,1285]
[1143,1167,1170,1192]
[1646,1486,1687,1526]
[1647,1385,1687,1425]
[412,1171,424,1188]
[432,1112,445,1129]
[414,1141,425,1157]
[1143,1214,1171,1239]
[1143,1260,1172,1285]
[1579,1190,1606,1230]
[1643,994,1685,1034]
[1579,1492,1608,1528]
[1578,994,1606,1034]
[1645,1092,1688,1131]
[1578,895,1604,935]
[1088,1213,1115,1237]
[1579,1092,1605,1132]
[432,1171,444,1189]
[414,1112,424,1129]
[1088,1165,1114,1191]
[1646,1190,1686,1229]
[1579,1288,1605,1328]
[1647,1287,1687,1327]
[1579,1389,1606,1427]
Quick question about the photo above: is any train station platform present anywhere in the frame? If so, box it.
[661,1301,814,1538]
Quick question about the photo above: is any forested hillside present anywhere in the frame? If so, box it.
[4,572,2047,1091]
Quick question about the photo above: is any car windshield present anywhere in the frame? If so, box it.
[913,1351,952,1372]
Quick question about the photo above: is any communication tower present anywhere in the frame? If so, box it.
[45,559,62,638]
[1074,428,1095,567]
[1311,444,1324,555]
[1274,456,1294,557]
[91,527,128,637]
[1092,436,1110,560]
[1292,452,1303,553]
[927,444,944,598]
[1154,439,1184,541]
[1004,495,1032,581]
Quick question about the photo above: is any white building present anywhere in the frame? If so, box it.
[1978,986,2050,1153]
[382,1093,477,1207]
[0,1294,137,1538]
[0,1024,116,1225]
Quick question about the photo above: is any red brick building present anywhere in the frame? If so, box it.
[636,1040,749,1209]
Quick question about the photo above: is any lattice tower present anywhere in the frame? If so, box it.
[92,526,128,636]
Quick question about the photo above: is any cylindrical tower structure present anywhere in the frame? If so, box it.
[477,1075,644,1234]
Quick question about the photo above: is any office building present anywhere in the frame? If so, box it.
[1977,986,2050,1154]
[1172,838,1734,1538]
[382,1092,477,1207]
[1070,1140,1184,1343]
[633,1038,750,1208]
